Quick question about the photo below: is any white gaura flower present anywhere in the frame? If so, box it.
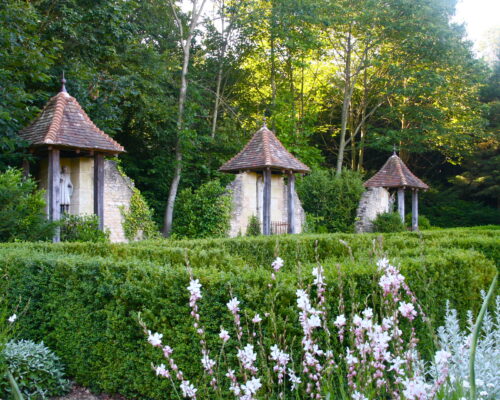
[334,314,346,327]
[272,257,284,272]
[180,380,197,399]
[155,363,168,377]
[252,314,262,323]
[352,391,368,400]
[241,377,262,396]
[434,349,451,366]
[308,314,321,329]
[187,279,202,300]
[226,297,240,314]
[287,368,301,390]
[7,314,17,323]
[147,331,163,347]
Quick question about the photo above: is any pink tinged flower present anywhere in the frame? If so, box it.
[296,289,311,311]
[398,301,417,320]
[376,257,390,270]
[346,353,358,365]
[219,328,230,342]
[155,363,169,378]
[226,369,236,380]
[237,344,257,371]
[272,257,284,272]
[8,314,17,323]
[252,314,262,323]
[163,345,173,357]
[270,345,290,366]
[201,353,216,371]
[226,297,240,314]
[402,377,430,400]
[147,331,163,347]
[180,380,197,399]
[352,314,362,326]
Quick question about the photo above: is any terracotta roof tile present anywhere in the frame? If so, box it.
[219,126,310,173]
[19,91,124,153]
[364,154,429,190]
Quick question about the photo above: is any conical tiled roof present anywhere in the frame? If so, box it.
[364,154,429,189]
[219,126,310,173]
[18,90,124,154]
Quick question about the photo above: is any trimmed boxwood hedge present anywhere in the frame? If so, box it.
[0,228,497,398]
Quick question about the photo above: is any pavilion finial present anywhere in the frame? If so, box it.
[262,116,267,128]
[61,71,67,93]
[393,144,397,156]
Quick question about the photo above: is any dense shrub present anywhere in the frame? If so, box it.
[0,168,54,241]
[405,213,432,230]
[1,339,70,399]
[173,180,232,238]
[120,188,159,241]
[372,212,406,233]
[246,215,261,236]
[60,214,109,242]
[0,228,496,399]
[296,169,364,232]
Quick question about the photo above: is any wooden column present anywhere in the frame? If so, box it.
[263,168,271,235]
[48,148,61,242]
[287,172,295,234]
[397,188,405,224]
[22,159,30,179]
[412,189,419,231]
[94,153,105,230]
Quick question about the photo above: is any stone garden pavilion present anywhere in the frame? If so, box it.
[364,152,429,230]
[220,123,310,235]
[18,77,125,242]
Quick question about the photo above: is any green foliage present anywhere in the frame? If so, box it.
[405,214,432,230]
[1,340,70,399]
[0,228,496,398]
[245,215,261,236]
[0,169,54,242]
[373,212,406,233]
[297,169,364,232]
[173,180,232,239]
[121,188,159,241]
[420,189,500,227]
[60,214,109,243]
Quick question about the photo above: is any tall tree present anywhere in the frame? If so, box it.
[163,0,208,237]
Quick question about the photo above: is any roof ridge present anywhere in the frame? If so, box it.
[44,93,67,143]
[394,156,407,186]
[262,128,272,166]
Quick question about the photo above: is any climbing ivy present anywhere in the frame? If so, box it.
[120,188,159,241]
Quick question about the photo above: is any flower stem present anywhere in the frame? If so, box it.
[469,272,497,400]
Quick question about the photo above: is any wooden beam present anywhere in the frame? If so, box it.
[287,172,295,234]
[48,148,61,242]
[94,153,105,230]
[263,169,271,235]
[397,188,405,224]
[412,189,419,231]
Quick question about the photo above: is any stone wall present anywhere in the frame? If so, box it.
[37,157,134,242]
[226,171,305,237]
[103,160,135,242]
[355,187,390,233]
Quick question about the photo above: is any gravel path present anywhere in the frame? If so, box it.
[51,384,127,400]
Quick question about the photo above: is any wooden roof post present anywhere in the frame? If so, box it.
[48,148,61,242]
[412,189,419,231]
[263,168,271,235]
[94,153,104,230]
[398,188,405,224]
[287,171,295,234]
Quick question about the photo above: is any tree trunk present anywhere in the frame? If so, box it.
[336,31,352,176]
[211,0,226,138]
